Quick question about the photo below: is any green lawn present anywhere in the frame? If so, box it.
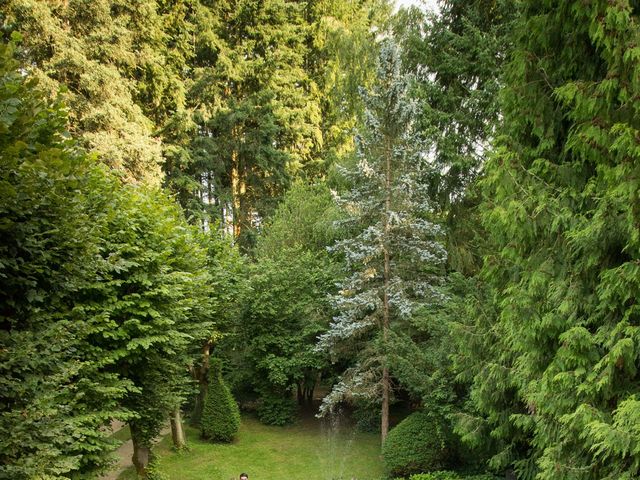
[118,414,385,480]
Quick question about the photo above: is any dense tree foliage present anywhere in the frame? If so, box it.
[228,183,342,424]
[461,1,640,479]
[382,410,453,477]
[4,0,640,478]
[0,37,129,479]
[1,0,165,185]
[0,37,213,479]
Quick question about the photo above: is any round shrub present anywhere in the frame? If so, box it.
[382,411,453,478]
[201,359,241,442]
[256,394,298,426]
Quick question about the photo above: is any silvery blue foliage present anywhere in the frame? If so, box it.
[317,40,447,414]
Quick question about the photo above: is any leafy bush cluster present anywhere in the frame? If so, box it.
[382,411,453,478]
[201,359,241,442]
[256,394,298,426]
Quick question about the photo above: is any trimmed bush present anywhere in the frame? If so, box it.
[382,411,452,478]
[201,359,240,442]
[256,394,298,426]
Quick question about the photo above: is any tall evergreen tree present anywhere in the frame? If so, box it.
[1,0,166,185]
[469,1,640,478]
[317,41,447,443]
[304,0,393,172]
[166,0,321,247]
[394,0,514,274]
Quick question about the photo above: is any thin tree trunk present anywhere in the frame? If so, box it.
[231,150,242,239]
[170,408,187,450]
[381,138,392,444]
[130,424,151,477]
[191,341,212,426]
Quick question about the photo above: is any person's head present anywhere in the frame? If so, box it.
[240,474,248,480]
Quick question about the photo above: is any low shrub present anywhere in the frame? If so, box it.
[256,394,298,426]
[352,402,381,433]
[382,411,452,478]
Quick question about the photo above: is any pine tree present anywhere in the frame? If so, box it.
[473,1,640,478]
[317,40,447,443]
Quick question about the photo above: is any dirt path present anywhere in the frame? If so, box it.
[101,422,171,480]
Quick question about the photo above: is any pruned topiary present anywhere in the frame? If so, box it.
[382,411,453,478]
[201,359,240,442]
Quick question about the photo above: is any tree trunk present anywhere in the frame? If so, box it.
[170,408,187,450]
[231,150,242,239]
[130,424,151,478]
[305,386,314,405]
[191,341,212,426]
[381,365,390,443]
[381,137,392,444]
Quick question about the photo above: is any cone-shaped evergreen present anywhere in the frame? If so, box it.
[201,359,240,442]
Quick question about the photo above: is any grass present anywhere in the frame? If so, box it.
[111,425,131,443]
[118,413,385,480]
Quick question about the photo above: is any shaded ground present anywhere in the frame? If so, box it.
[101,422,170,480]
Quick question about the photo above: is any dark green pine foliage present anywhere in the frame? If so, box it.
[474,1,640,479]
[201,359,240,442]
[392,0,517,469]
[394,0,515,274]
[0,38,129,479]
[172,0,321,247]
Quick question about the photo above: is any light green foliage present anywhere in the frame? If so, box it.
[306,0,393,170]
[382,411,452,477]
[1,0,165,185]
[255,182,345,258]
[231,183,343,424]
[201,359,240,442]
[470,1,640,478]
